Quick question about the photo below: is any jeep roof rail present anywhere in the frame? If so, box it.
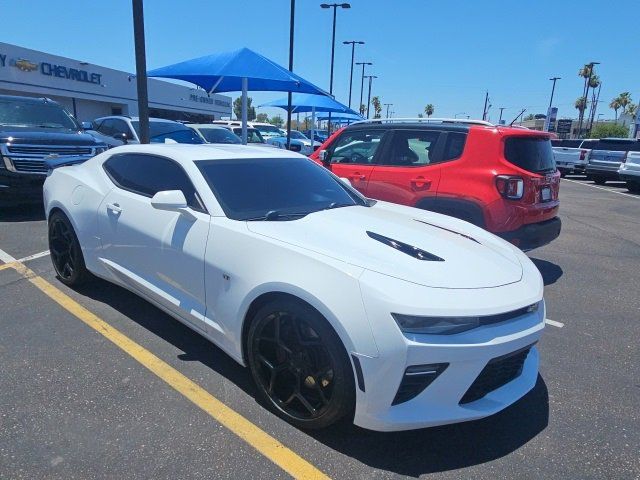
[350,117,494,127]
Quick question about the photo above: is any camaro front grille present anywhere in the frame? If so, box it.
[7,145,93,156]
[459,344,533,404]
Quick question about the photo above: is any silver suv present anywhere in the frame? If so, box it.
[88,116,203,146]
[585,137,640,185]
[619,151,640,193]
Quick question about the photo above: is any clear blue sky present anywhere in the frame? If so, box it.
[3,0,637,122]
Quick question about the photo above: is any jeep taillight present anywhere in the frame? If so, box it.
[580,149,587,160]
[495,175,524,199]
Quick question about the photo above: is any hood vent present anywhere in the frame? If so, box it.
[414,219,480,244]
[367,231,444,262]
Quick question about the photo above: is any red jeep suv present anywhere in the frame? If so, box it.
[310,119,561,250]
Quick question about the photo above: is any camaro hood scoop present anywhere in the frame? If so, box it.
[247,202,523,289]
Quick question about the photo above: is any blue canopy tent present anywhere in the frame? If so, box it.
[313,111,364,127]
[259,94,361,145]
[147,48,329,144]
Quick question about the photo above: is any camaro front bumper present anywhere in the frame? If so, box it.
[352,267,545,432]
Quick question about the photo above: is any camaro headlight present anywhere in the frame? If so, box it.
[392,313,480,335]
[392,302,540,335]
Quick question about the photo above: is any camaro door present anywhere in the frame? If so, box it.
[97,152,210,330]
[326,128,387,194]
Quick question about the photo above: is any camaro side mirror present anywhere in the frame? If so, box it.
[151,190,188,213]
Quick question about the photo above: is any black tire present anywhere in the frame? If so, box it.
[247,298,355,429]
[559,171,567,178]
[48,211,91,287]
[627,181,640,193]
[592,176,607,185]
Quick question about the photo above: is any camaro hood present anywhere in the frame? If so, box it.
[247,202,523,289]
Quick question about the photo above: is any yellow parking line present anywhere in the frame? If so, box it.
[8,261,330,480]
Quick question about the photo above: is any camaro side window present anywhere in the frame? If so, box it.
[328,130,385,164]
[103,154,202,210]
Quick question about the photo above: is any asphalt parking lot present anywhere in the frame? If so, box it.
[1,176,638,480]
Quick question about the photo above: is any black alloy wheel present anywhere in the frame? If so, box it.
[247,299,354,429]
[48,211,90,286]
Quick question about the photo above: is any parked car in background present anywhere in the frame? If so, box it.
[216,125,277,148]
[618,151,640,192]
[250,122,286,140]
[304,130,329,143]
[585,137,640,184]
[43,143,546,432]
[310,118,561,250]
[0,94,107,205]
[89,116,204,147]
[187,124,242,144]
[267,130,321,155]
[551,138,596,176]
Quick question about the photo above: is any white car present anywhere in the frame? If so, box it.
[267,130,322,156]
[619,150,640,192]
[43,144,545,432]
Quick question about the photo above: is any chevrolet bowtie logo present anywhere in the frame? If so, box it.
[44,153,60,159]
[13,59,39,72]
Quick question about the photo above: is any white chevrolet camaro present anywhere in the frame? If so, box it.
[43,144,545,432]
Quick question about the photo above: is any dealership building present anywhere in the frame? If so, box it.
[0,42,232,123]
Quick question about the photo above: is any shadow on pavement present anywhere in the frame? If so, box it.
[530,257,563,286]
[0,203,46,222]
[309,376,549,477]
[73,277,549,477]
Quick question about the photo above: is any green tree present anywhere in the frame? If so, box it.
[575,96,587,118]
[609,97,621,122]
[371,96,382,119]
[627,103,638,122]
[233,96,256,121]
[417,113,424,118]
[359,103,366,116]
[588,122,629,139]
[270,115,284,128]
[618,92,632,113]
[255,113,269,123]
[424,104,434,117]
[524,113,535,121]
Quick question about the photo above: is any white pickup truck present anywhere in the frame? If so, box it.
[551,139,596,176]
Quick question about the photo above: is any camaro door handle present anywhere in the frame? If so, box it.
[410,177,431,189]
[107,203,122,214]
[349,172,367,181]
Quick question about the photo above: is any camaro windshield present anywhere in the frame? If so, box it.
[196,157,365,220]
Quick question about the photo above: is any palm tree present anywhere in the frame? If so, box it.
[424,104,435,118]
[575,96,588,121]
[610,98,621,122]
[417,113,424,118]
[371,96,382,119]
[618,92,632,114]
[628,103,638,122]
[576,64,594,134]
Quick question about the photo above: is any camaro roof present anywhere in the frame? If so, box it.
[105,143,306,161]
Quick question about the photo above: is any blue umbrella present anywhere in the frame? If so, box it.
[259,94,361,146]
[148,48,329,144]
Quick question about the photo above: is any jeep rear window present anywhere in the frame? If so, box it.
[504,137,555,174]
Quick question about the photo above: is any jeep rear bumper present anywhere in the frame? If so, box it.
[497,217,561,251]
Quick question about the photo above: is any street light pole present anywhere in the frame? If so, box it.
[384,103,393,118]
[343,40,364,108]
[321,3,350,134]
[132,0,149,144]
[356,61,371,115]
[286,0,295,149]
[364,75,377,119]
[548,77,561,109]
[498,107,505,124]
